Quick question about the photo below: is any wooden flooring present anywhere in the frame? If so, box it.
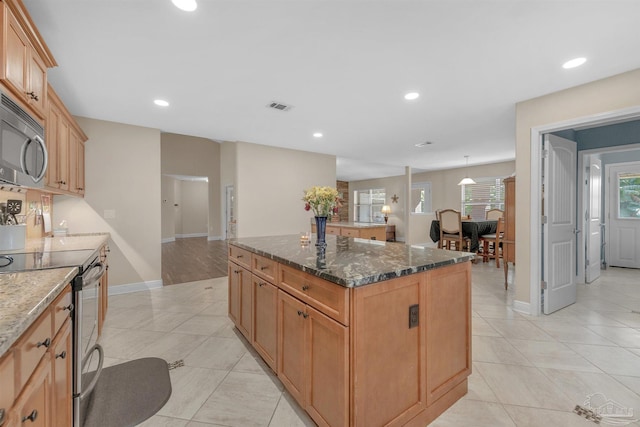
[161,237,229,285]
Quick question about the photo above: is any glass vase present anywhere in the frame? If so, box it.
[315,216,328,248]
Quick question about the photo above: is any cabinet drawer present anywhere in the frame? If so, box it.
[252,253,277,282]
[51,285,72,337]
[341,228,359,237]
[325,226,341,235]
[15,310,52,390]
[0,351,15,412]
[278,265,349,325]
[229,245,251,269]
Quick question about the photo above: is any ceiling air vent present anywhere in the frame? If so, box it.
[267,101,293,112]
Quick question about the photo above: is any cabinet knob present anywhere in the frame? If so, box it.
[26,91,39,101]
[56,351,67,359]
[22,409,38,423]
[234,269,241,274]
[302,285,310,291]
[63,303,74,312]
[36,338,51,348]
[260,266,268,270]
[258,282,266,287]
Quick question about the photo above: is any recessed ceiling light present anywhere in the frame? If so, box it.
[404,92,420,100]
[154,99,170,107]
[562,57,587,69]
[172,0,197,12]
[313,132,323,138]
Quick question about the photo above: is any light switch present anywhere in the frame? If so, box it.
[104,209,116,219]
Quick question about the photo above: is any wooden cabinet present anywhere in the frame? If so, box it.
[45,85,87,196]
[0,284,72,427]
[311,223,387,241]
[277,291,349,427]
[0,0,56,120]
[502,176,515,289]
[229,243,471,427]
[228,261,252,340]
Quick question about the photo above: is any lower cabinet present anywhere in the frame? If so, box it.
[0,284,73,427]
[228,262,252,340]
[228,246,471,427]
[277,290,349,427]
[252,276,277,370]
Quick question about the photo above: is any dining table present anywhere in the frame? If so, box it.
[430,219,498,253]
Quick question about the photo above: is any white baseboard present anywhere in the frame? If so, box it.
[208,235,224,241]
[175,232,208,239]
[161,237,175,243]
[108,280,163,295]
[512,300,531,315]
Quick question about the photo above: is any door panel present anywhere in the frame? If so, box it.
[543,134,577,314]
[586,157,602,283]
[608,162,640,268]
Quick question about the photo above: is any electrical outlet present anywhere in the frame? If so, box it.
[409,304,419,328]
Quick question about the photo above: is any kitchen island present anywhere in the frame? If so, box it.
[228,234,473,427]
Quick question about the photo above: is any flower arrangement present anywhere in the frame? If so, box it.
[303,186,340,217]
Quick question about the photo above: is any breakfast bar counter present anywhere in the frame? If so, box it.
[228,234,473,427]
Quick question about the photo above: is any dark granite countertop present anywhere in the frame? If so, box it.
[230,234,474,288]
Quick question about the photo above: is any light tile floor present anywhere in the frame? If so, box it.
[99,263,640,426]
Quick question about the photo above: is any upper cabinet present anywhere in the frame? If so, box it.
[0,0,57,120]
[46,84,87,196]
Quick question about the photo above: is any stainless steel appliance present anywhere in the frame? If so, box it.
[0,247,106,427]
[0,89,48,188]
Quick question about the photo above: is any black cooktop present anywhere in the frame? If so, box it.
[0,249,98,273]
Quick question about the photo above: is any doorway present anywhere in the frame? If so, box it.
[530,108,640,316]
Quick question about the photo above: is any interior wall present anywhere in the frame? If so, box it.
[178,180,208,236]
[161,133,221,239]
[515,68,640,306]
[220,141,237,239]
[161,175,176,242]
[235,141,336,238]
[52,117,162,288]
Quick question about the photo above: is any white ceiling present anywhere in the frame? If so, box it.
[23,0,640,181]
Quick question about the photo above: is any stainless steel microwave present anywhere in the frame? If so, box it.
[0,89,47,188]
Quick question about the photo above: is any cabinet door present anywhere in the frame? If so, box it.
[69,129,84,194]
[57,118,70,191]
[0,352,15,421]
[3,9,29,96]
[51,321,71,427]
[45,101,61,188]
[27,50,46,118]
[12,353,51,427]
[228,262,251,339]
[277,290,307,405]
[306,306,349,427]
[252,276,277,370]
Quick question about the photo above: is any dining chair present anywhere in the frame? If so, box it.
[480,217,504,267]
[486,209,504,221]
[438,209,468,251]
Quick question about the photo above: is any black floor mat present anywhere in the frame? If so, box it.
[82,357,172,427]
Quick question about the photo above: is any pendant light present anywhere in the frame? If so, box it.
[457,155,476,186]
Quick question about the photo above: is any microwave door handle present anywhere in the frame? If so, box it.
[32,135,48,183]
[19,137,30,176]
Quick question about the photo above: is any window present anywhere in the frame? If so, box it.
[618,173,640,218]
[411,182,432,214]
[353,188,386,223]
[460,177,505,220]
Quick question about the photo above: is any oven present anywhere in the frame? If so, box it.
[72,254,107,427]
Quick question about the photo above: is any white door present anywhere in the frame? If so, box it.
[586,157,602,283]
[607,162,640,268]
[543,134,577,314]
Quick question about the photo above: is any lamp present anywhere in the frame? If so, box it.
[457,155,476,186]
[381,205,391,224]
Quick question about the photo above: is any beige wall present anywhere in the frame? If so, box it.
[179,180,208,236]
[515,68,640,305]
[350,161,515,244]
[235,142,336,238]
[52,117,162,288]
[161,133,221,239]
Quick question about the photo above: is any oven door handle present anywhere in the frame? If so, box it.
[83,262,106,286]
[79,343,104,400]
